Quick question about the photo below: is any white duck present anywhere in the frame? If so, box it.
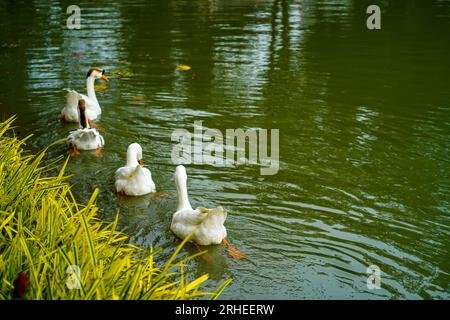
[170,165,246,259]
[61,67,108,122]
[115,143,156,196]
[67,99,105,156]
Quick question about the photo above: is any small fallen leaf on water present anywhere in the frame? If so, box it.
[131,96,144,101]
[176,65,191,71]
[109,69,133,77]
[94,83,109,92]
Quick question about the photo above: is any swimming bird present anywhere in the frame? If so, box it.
[115,143,156,196]
[67,99,105,156]
[170,165,246,259]
[61,67,108,122]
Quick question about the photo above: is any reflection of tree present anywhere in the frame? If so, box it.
[266,0,307,84]
[118,1,216,109]
[268,0,290,71]
[119,1,173,67]
[0,1,37,117]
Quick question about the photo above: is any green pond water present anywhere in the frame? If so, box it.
[0,0,449,299]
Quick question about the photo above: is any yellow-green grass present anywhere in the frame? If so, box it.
[0,116,231,300]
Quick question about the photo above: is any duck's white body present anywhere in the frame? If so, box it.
[62,89,101,122]
[67,128,104,150]
[170,165,227,245]
[61,68,106,122]
[115,143,156,196]
[67,99,104,151]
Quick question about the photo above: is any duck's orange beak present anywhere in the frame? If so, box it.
[138,159,143,166]
[101,74,109,82]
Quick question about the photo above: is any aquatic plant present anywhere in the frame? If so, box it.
[0,116,231,300]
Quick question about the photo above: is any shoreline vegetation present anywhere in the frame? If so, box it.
[0,116,230,300]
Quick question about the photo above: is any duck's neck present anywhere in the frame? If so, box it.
[86,77,98,105]
[79,107,89,129]
[176,178,192,211]
[126,149,139,167]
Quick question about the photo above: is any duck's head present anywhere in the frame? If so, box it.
[86,67,109,82]
[127,143,143,166]
[174,165,187,183]
[78,99,89,129]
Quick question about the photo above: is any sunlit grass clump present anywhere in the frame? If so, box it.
[0,116,230,300]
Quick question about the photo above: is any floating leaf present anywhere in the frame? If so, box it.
[109,69,133,77]
[131,96,144,101]
[94,83,109,92]
[176,65,191,71]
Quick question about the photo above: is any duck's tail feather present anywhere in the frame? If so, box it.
[77,129,98,140]
[200,206,227,224]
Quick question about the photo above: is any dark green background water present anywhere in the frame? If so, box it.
[0,0,449,299]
